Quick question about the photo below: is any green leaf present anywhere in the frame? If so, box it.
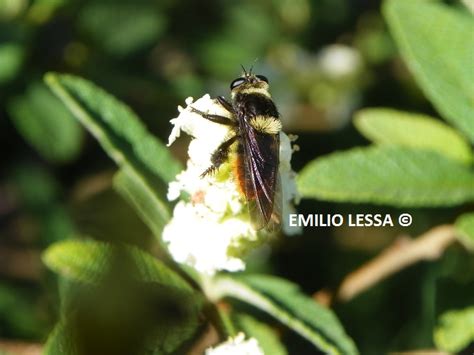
[233,313,287,355]
[43,239,111,283]
[44,240,203,354]
[78,3,165,56]
[43,323,78,355]
[8,82,83,163]
[434,307,474,353]
[45,281,203,355]
[43,239,193,293]
[384,0,474,142]
[128,245,194,292]
[455,213,474,252]
[0,42,24,84]
[45,297,203,355]
[113,167,170,239]
[10,164,59,209]
[44,73,182,183]
[207,275,358,355]
[354,108,473,164]
[44,73,181,236]
[298,146,474,207]
[0,284,47,338]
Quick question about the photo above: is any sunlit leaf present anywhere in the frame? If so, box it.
[44,73,181,183]
[354,108,473,164]
[8,82,83,162]
[298,146,474,207]
[455,213,474,252]
[434,307,474,353]
[384,0,474,142]
[43,239,193,292]
[43,239,111,283]
[208,275,358,355]
[44,73,181,236]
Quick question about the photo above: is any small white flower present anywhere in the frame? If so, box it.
[280,132,301,236]
[162,202,251,274]
[318,44,362,78]
[164,94,300,274]
[205,333,264,355]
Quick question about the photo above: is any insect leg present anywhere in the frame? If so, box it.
[217,96,234,113]
[201,135,239,177]
[191,107,236,126]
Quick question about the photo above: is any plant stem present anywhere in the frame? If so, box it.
[315,224,457,304]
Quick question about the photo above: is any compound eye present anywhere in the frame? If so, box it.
[230,77,246,90]
[256,74,268,83]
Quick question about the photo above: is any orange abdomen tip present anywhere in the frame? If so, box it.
[232,153,248,198]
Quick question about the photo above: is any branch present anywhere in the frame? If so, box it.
[0,340,42,355]
[315,224,457,305]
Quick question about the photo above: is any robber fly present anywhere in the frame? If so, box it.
[191,67,281,231]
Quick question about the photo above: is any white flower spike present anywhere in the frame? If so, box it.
[164,94,300,274]
[205,333,264,355]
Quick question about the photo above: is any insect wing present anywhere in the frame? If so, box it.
[241,125,280,230]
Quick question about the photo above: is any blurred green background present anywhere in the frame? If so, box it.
[1,0,472,354]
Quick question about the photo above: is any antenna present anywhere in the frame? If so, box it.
[249,58,259,75]
[240,64,248,76]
